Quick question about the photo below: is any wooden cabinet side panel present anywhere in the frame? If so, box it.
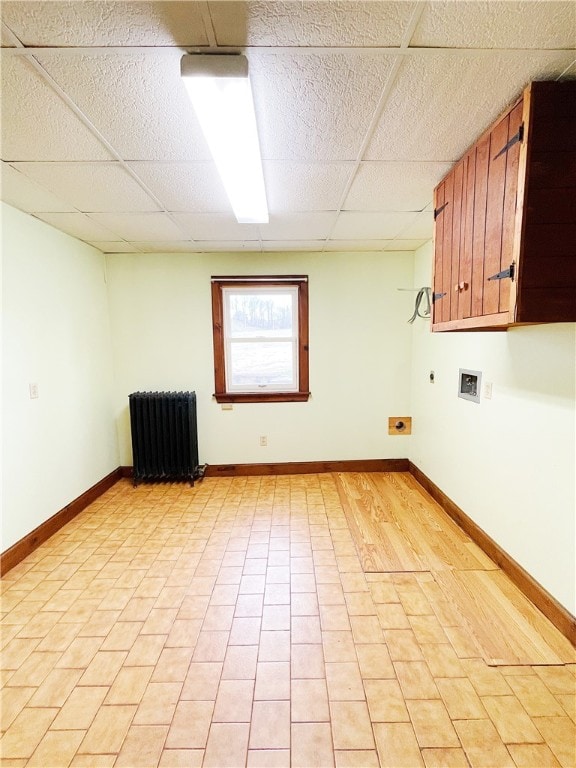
[483,115,509,315]
[516,82,576,323]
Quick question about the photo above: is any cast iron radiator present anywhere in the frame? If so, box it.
[129,391,202,485]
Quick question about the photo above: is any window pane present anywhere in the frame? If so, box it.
[229,341,295,388]
[229,293,294,339]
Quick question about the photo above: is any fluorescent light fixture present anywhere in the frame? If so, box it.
[181,54,268,224]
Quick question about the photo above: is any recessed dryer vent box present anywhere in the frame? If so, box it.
[458,369,482,403]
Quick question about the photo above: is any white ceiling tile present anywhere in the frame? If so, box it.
[1,162,76,213]
[190,241,262,253]
[1,24,18,46]
[34,212,120,242]
[261,241,326,252]
[12,162,160,212]
[323,240,390,252]
[172,213,260,241]
[412,1,576,49]
[209,1,416,46]
[35,50,211,162]
[264,161,353,212]
[367,51,576,162]
[1,53,112,161]
[344,162,452,212]
[331,212,417,240]
[1,1,209,47]
[250,51,398,160]
[88,241,142,254]
[259,212,337,241]
[135,242,200,253]
[127,162,229,213]
[397,211,434,240]
[89,213,186,242]
[384,239,428,251]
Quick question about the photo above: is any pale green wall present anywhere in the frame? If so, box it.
[1,203,119,550]
[106,250,415,466]
[3,203,575,616]
[410,242,576,613]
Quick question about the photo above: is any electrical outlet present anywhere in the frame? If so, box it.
[259,436,267,447]
[29,383,39,399]
[483,381,493,400]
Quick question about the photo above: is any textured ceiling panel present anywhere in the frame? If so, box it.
[209,1,416,47]
[1,24,18,46]
[172,213,260,241]
[89,241,141,253]
[259,212,338,241]
[2,1,573,255]
[384,239,428,251]
[186,241,262,252]
[332,211,417,240]
[398,211,434,240]
[127,162,230,213]
[35,51,211,161]
[367,50,575,162]
[13,162,160,212]
[89,212,187,242]
[259,241,328,252]
[344,162,453,212]
[322,240,392,252]
[250,52,397,160]
[0,54,112,161]
[133,242,205,254]
[34,212,120,242]
[1,163,76,213]
[1,1,209,47]
[412,1,576,49]
[264,162,353,213]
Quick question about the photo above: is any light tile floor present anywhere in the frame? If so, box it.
[1,474,575,767]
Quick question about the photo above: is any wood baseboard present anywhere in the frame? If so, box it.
[205,459,410,476]
[0,468,122,576]
[122,459,409,478]
[408,461,576,646]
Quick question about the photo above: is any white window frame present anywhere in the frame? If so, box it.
[222,285,299,394]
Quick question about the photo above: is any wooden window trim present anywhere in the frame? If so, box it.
[211,275,310,404]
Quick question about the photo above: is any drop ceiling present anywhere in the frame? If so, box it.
[1,1,574,254]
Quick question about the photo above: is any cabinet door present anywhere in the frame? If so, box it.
[433,159,466,324]
[482,102,523,316]
[483,114,510,315]
[499,101,523,313]
[457,150,475,320]
[432,177,450,324]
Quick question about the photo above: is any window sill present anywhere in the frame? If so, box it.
[214,392,311,404]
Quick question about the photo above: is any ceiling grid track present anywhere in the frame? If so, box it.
[12,53,198,247]
[325,1,428,250]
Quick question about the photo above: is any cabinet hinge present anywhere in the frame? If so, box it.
[434,202,449,220]
[488,262,515,282]
[433,292,447,302]
[493,124,524,160]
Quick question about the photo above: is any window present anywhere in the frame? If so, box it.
[211,276,309,403]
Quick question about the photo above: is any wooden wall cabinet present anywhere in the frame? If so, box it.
[432,81,575,332]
